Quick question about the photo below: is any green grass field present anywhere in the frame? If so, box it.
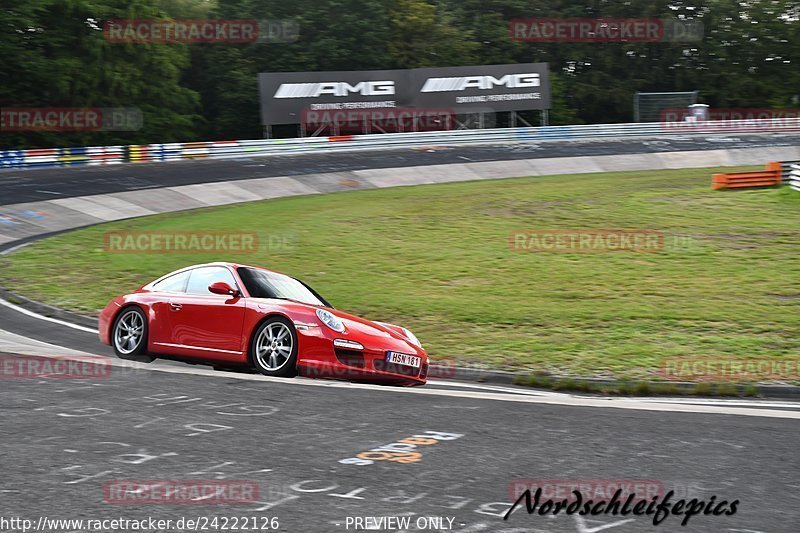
[2,167,798,380]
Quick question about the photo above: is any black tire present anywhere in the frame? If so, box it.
[249,316,298,378]
[111,306,154,362]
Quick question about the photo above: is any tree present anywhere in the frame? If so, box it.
[2,0,797,147]
[387,0,478,68]
[0,0,201,148]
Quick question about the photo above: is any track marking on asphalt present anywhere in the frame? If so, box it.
[0,297,97,333]
[2,345,798,420]
[0,328,97,356]
[637,398,800,409]
[2,299,799,418]
[0,240,34,256]
[427,379,572,397]
[575,516,635,532]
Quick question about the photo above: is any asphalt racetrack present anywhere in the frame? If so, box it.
[1,134,799,533]
[2,132,799,205]
[0,298,799,533]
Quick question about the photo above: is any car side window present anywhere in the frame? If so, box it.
[186,267,238,295]
[151,271,190,293]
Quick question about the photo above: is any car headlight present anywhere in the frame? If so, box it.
[316,309,345,333]
[401,327,422,348]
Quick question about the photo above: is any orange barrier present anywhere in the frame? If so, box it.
[712,162,782,190]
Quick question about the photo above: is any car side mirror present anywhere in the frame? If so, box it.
[209,281,239,296]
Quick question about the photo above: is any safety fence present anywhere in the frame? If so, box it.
[712,161,800,190]
[778,160,800,184]
[790,163,800,192]
[712,162,782,190]
[1,118,799,170]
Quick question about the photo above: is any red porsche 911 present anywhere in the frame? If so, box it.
[98,262,428,386]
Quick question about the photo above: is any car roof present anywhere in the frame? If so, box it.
[191,261,290,278]
[148,262,294,289]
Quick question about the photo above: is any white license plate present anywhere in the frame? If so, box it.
[386,351,421,368]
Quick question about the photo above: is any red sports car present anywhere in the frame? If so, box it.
[98,262,428,386]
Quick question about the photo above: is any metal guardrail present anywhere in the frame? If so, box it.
[1,118,798,169]
[779,160,800,184]
[790,164,800,191]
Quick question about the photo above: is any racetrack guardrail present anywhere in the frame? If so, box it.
[790,163,800,191]
[712,165,783,190]
[1,118,799,170]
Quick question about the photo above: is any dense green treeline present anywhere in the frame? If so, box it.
[1,0,797,148]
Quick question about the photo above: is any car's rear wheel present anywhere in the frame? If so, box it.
[249,317,298,378]
[112,307,151,360]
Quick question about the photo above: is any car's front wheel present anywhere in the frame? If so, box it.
[249,317,298,378]
[112,306,152,361]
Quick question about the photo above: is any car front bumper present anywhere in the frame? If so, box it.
[295,325,428,386]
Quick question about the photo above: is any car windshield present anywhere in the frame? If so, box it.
[237,267,330,307]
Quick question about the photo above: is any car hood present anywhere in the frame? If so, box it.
[334,310,424,355]
[251,298,422,353]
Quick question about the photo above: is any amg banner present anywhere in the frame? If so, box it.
[258,69,413,126]
[411,63,550,113]
[258,63,550,125]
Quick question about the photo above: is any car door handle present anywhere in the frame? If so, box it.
[170,303,183,311]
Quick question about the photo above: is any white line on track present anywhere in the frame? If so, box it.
[0,328,96,357]
[428,379,800,409]
[0,297,97,334]
[0,241,34,256]
[633,397,800,409]
[1,295,799,418]
[5,346,800,420]
[1,239,58,259]
[426,379,572,397]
